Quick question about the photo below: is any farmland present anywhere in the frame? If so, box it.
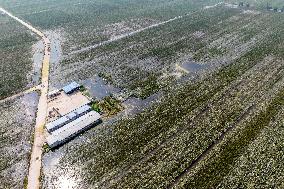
[0,15,38,99]
[239,0,284,8]
[0,0,221,54]
[0,92,39,188]
[1,0,284,188]
[42,3,284,189]
[51,5,259,98]
[46,51,284,188]
[216,107,284,188]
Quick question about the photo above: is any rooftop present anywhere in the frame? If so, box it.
[47,91,91,122]
[62,81,81,94]
[46,104,91,133]
[47,111,101,148]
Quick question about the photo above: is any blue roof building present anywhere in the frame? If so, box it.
[62,81,81,94]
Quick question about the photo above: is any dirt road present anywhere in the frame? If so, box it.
[69,2,224,56]
[0,7,51,189]
[0,85,41,104]
[69,15,185,55]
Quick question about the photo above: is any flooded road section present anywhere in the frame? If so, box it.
[31,40,44,86]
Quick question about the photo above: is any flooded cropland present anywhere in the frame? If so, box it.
[0,92,39,189]
[2,0,284,188]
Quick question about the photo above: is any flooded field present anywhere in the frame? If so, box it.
[0,92,39,188]
[47,30,64,91]
[123,93,161,116]
[2,0,284,188]
[39,3,284,188]
[82,77,121,100]
[181,61,209,73]
[46,30,63,66]
[0,15,38,99]
[30,40,44,86]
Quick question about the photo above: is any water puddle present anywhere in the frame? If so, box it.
[82,76,121,100]
[45,30,63,66]
[123,93,160,116]
[43,149,84,188]
[181,61,209,73]
[31,40,44,85]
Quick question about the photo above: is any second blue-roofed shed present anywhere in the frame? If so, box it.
[62,81,81,94]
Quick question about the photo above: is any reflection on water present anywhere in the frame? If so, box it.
[46,30,63,66]
[181,61,208,73]
[43,149,85,188]
[82,76,121,100]
[45,30,64,92]
[31,40,44,85]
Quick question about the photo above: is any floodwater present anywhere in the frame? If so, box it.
[123,93,160,116]
[45,30,64,91]
[83,75,160,116]
[42,113,124,188]
[0,92,39,187]
[46,30,63,66]
[21,92,39,119]
[42,79,161,188]
[69,14,186,55]
[181,61,209,73]
[31,40,44,86]
[82,76,121,100]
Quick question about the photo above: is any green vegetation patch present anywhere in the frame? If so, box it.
[91,96,123,117]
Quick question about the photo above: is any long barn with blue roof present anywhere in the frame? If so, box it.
[62,81,81,94]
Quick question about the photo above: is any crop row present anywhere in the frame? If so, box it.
[56,38,277,187]
[176,78,284,188]
[106,55,284,189]
[0,0,221,52]
[217,106,284,188]
[52,17,284,186]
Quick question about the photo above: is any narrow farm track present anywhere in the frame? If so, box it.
[0,85,41,104]
[69,2,225,56]
[69,15,187,55]
[0,7,51,189]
